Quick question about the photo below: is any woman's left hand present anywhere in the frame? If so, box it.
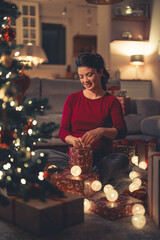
[81,128,103,146]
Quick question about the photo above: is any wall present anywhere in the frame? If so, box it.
[108,0,160,100]
[25,0,160,100]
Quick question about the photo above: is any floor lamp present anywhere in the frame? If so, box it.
[130,55,144,80]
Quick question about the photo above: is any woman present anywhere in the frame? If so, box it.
[35,53,129,185]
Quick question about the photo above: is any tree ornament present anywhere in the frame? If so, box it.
[0,129,17,149]
[0,53,12,68]
[24,118,34,133]
[2,25,16,42]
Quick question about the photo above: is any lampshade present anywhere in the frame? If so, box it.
[130,55,144,66]
[12,43,48,66]
[85,0,124,5]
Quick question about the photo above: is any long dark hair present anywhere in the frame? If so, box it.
[75,53,110,90]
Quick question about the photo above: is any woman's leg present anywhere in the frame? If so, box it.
[32,149,69,168]
[95,153,129,186]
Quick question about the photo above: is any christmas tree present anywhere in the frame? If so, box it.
[0,0,63,205]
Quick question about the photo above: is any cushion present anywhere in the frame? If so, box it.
[124,114,144,134]
[136,99,160,118]
[141,115,160,137]
[46,94,68,114]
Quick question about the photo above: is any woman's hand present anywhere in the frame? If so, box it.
[81,128,103,146]
[73,137,83,147]
[65,135,83,147]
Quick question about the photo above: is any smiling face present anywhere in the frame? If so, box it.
[78,66,103,91]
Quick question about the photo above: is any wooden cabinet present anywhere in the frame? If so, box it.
[73,35,97,57]
[120,79,152,98]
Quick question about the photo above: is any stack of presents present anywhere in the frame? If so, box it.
[1,134,160,235]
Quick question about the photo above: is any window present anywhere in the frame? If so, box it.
[42,23,66,65]
[11,1,39,45]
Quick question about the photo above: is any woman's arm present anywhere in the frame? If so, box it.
[81,127,118,146]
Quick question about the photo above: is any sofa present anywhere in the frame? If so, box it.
[25,77,160,152]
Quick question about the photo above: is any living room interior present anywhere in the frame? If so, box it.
[1,0,160,239]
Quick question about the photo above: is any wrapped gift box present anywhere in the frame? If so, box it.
[0,192,84,236]
[117,96,130,115]
[50,169,99,197]
[69,146,93,174]
[90,194,143,220]
[148,152,160,227]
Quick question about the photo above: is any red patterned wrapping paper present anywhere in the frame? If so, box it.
[90,194,143,220]
[148,152,160,227]
[50,169,99,197]
[117,96,130,115]
[69,146,93,173]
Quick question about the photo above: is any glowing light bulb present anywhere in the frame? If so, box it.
[132,204,145,215]
[129,171,139,180]
[32,120,37,125]
[84,199,91,211]
[131,156,138,166]
[133,177,142,187]
[40,152,44,157]
[131,214,146,229]
[103,184,114,194]
[70,166,82,177]
[91,180,102,191]
[139,161,147,170]
[106,189,119,202]
[21,178,26,184]
[129,182,139,192]
[28,129,33,135]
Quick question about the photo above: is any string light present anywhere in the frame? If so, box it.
[103,184,114,194]
[129,182,139,192]
[91,180,102,191]
[133,177,142,187]
[106,189,119,202]
[132,204,145,215]
[28,129,33,135]
[139,161,147,170]
[38,172,44,181]
[131,156,138,166]
[32,120,37,125]
[40,152,44,157]
[31,151,35,156]
[129,171,139,180]
[131,214,146,229]
[21,178,26,184]
[70,166,82,177]
[84,199,91,211]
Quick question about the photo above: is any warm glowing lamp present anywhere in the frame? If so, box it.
[85,0,124,4]
[130,55,144,80]
[12,43,48,66]
[133,178,142,187]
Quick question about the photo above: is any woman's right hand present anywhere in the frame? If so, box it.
[65,135,83,147]
[73,137,83,147]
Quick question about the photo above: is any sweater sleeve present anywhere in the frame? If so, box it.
[110,97,128,140]
[59,95,74,142]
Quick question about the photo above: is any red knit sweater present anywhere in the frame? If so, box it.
[59,90,127,155]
